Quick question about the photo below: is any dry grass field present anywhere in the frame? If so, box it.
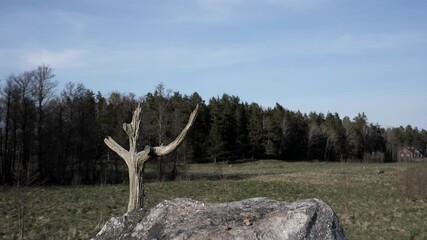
[1,160,426,239]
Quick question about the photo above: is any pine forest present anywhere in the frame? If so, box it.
[1,65,426,185]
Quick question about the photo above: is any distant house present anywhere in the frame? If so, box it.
[398,147,424,161]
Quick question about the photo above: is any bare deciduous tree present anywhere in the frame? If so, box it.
[104,103,199,212]
[307,122,320,160]
[32,64,57,181]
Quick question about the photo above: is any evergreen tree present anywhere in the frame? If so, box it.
[235,102,249,160]
[187,92,210,163]
[221,94,239,161]
[208,97,224,163]
[262,105,282,158]
[248,103,264,159]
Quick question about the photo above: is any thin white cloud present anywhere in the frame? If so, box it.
[87,45,265,73]
[196,0,244,9]
[25,49,89,69]
[79,30,426,76]
[273,32,427,56]
[167,0,246,23]
[0,8,89,42]
[20,32,420,75]
[169,0,326,23]
[0,49,23,75]
[264,0,328,9]
[51,10,88,36]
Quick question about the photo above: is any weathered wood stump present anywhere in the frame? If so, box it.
[104,103,199,212]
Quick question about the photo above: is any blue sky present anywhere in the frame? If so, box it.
[1,0,426,129]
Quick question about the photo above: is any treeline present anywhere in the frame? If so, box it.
[1,65,426,185]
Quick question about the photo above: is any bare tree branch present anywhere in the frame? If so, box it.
[154,104,199,156]
[104,137,129,164]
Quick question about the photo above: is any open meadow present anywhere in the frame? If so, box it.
[1,160,426,239]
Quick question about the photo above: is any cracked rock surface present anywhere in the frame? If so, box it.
[93,198,347,240]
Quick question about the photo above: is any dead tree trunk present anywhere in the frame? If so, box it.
[104,103,198,212]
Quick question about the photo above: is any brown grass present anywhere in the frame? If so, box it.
[0,160,426,239]
[397,162,427,200]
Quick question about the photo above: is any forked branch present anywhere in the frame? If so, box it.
[103,102,199,211]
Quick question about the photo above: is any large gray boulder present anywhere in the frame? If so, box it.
[93,198,347,240]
